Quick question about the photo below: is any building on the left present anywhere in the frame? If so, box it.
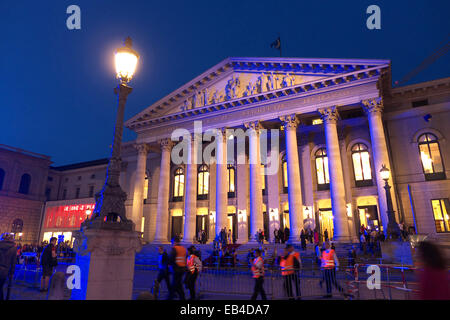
[0,144,52,243]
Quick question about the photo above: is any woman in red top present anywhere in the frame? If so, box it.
[416,241,449,300]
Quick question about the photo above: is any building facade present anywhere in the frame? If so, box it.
[13,57,449,246]
[0,144,51,243]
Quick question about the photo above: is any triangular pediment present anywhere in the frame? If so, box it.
[125,57,390,127]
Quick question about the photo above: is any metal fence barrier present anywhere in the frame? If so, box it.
[133,263,430,300]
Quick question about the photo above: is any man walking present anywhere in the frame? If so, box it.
[320,241,345,298]
[250,249,267,300]
[0,233,16,300]
[40,237,58,292]
[168,236,186,300]
[153,246,170,299]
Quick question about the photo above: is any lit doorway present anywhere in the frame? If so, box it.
[171,209,183,241]
[358,205,380,232]
[227,206,237,244]
[319,209,334,240]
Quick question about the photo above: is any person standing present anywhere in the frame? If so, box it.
[416,241,450,300]
[324,229,329,242]
[153,246,170,299]
[0,233,16,300]
[314,228,319,245]
[320,241,345,298]
[278,247,293,299]
[168,236,186,300]
[40,237,57,292]
[300,230,307,251]
[185,246,202,300]
[250,249,267,300]
[286,244,302,299]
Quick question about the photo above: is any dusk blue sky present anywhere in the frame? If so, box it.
[1,0,449,166]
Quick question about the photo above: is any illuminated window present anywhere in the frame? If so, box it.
[18,173,31,194]
[315,148,330,190]
[282,155,288,193]
[198,165,209,200]
[11,219,23,233]
[351,143,373,187]
[227,164,235,198]
[261,164,266,195]
[173,168,184,201]
[0,168,4,190]
[431,199,450,233]
[418,133,445,180]
[143,173,149,200]
[312,118,323,125]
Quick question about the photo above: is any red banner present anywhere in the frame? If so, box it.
[44,203,95,229]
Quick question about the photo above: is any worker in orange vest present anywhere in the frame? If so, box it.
[320,241,344,298]
[285,244,302,299]
[250,249,267,300]
[278,247,294,299]
[185,246,202,300]
[168,236,186,300]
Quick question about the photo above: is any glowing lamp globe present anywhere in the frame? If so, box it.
[115,37,139,83]
[380,164,390,181]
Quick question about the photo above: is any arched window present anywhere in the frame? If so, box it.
[0,168,5,190]
[315,148,330,190]
[173,168,184,201]
[11,219,23,234]
[227,164,236,198]
[143,173,149,200]
[18,173,31,194]
[351,143,373,187]
[418,133,445,180]
[197,164,209,200]
[282,155,288,193]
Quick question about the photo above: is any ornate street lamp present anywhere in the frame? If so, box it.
[380,164,401,240]
[82,37,139,231]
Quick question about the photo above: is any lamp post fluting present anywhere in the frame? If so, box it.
[380,164,401,240]
[82,37,139,231]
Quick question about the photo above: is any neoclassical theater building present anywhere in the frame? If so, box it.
[39,57,450,245]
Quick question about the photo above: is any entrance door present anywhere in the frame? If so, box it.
[281,211,290,230]
[196,215,209,241]
[227,214,237,243]
[263,211,269,241]
[319,209,334,240]
[358,205,380,232]
[171,216,183,240]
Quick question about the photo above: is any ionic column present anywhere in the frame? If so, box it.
[215,128,228,238]
[153,139,172,243]
[280,115,303,243]
[245,121,263,242]
[362,97,398,233]
[319,107,350,241]
[183,134,199,244]
[131,143,149,229]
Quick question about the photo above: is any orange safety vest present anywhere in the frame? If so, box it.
[280,257,290,276]
[251,256,264,278]
[282,254,295,275]
[174,245,187,267]
[187,254,199,273]
[321,249,335,269]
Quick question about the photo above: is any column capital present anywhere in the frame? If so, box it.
[159,138,173,151]
[362,97,384,115]
[318,106,339,124]
[279,114,298,130]
[134,143,150,155]
[244,121,262,133]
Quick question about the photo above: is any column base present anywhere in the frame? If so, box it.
[152,239,171,245]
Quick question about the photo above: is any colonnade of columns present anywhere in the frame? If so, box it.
[131,98,396,244]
